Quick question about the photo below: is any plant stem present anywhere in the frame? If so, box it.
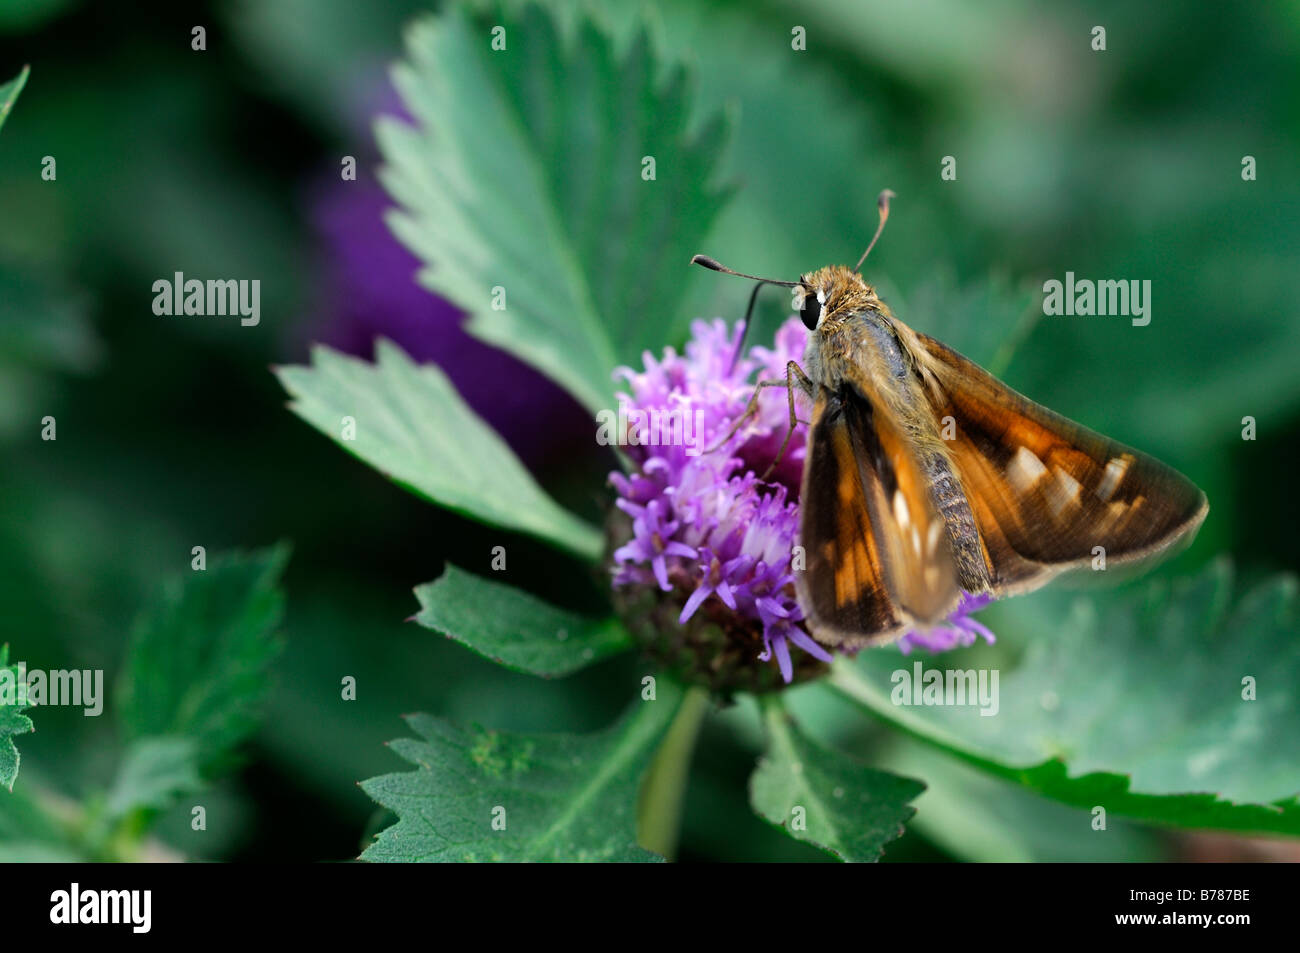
[637,683,709,860]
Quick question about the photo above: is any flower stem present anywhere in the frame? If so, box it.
[637,683,709,860]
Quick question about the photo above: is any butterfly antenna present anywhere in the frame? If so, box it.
[691,255,800,373]
[690,255,799,288]
[724,280,767,374]
[853,189,896,273]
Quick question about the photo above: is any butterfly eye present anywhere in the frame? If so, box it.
[799,288,822,330]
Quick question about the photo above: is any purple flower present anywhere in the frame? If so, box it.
[897,592,997,655]
[609,318,996,684]
[611,498,696,591]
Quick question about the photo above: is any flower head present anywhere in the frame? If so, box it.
[607,318,995,689]
[897,592,997,655]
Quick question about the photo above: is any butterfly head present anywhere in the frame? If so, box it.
[689,189,896,348]
[793,266,880,332]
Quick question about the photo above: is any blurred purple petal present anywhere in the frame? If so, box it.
[294,79,590,467]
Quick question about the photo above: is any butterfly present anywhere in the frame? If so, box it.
[692,191,1208,649]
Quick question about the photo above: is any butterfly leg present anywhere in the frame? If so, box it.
[760,361,815,480]
[703,376,792,454]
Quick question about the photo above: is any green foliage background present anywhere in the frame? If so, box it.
[0,0,1297,861]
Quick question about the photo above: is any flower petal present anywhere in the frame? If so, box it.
[787,628,834,663]
[771,633,794,683]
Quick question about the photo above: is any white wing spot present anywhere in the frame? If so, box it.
[1047,468,1083,517]
[926,521,943,555]
[1007,446,1048,493]
[1097,500,1127,532]
[893,490,911,529]
[1096,455,1132,502]
[1056,469,1082,502]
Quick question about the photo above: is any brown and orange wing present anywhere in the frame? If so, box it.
[914,333,1208,595]
[796,386,961,648]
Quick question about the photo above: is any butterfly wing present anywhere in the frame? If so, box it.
[796,384,961,647]
[914,332,1208,595]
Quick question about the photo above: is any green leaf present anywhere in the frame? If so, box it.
[379,3,732,412]
[829,561,1300,835]
[118,545,288,777]
[0,841,84,862]
[0,777,88,860]
[277,340,602,560]
[104,737,203,819]
[750,699,924,862]
[0,65,29,135]
[414,564,632,677]
[0,645,33,791]
[360,679,685,861]
[0,783,65,841]
[0,794,84,860]
[874,736,1161,862]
